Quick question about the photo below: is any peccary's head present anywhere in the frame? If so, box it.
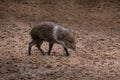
[64,31,76,50]
[58,29,76,51]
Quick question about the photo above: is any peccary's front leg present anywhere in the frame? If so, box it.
[63,47,69,56]
[28,41,35,55]
[48,42,54,55]
[36,41,45,55]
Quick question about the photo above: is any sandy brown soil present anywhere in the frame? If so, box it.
[0,0,120,80]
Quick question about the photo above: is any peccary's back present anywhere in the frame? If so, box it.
[30,22,57,42]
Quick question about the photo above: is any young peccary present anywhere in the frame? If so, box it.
[28,21,76,56]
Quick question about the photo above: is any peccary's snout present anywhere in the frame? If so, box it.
[64,39,76,51]
[70,44,76,51]
[72,45,76,51]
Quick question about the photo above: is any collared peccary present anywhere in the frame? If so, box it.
[28,21,76,56]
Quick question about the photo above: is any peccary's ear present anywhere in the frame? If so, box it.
[71,29,79,39]
[58,32,65,40]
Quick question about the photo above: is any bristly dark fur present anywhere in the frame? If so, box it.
[28,21,76,56]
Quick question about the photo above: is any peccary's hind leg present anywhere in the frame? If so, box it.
[63,47,69,56]
[28,41,35,55]
[36,41,45,55]
[48,42,54,55]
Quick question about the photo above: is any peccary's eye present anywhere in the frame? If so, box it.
[68,40,72,43]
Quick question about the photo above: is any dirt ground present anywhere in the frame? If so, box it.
[0,0,120,80]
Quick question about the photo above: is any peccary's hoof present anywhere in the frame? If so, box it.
[28,54,31,56]
[42,53,45,56]
[40,52,45,56]
[66,54,70,56]
[48,53,50,56]
[28,53,31,56]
